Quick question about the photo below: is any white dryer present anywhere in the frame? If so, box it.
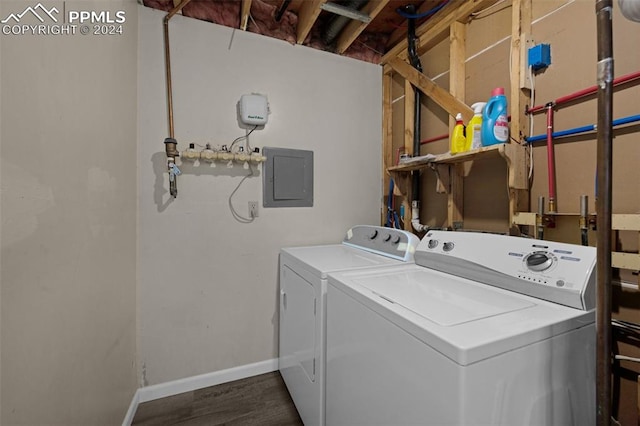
[279,225,420,426]
[326,230,597,426]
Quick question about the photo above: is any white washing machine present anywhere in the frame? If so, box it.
[279,225,420,426]
[326,230,597,426]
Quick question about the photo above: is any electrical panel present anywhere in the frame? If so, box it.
[263,147,313,208]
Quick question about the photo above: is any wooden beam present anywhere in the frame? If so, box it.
[382,0,498,64]
[389,57,474,122]
[448,21,466,228]
[382,71,393,226]
[336,0,390,54]
[297,0,327,44]
[403,78,415,231]
[509,0,532,143]
[404,78,415,156]
[240,0,252,31]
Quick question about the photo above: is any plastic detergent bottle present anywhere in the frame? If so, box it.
[482,87,509,146]
[465,102,486,151]
[450,113,466,153]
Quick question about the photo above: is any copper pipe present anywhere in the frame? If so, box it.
[595,1,613,425]
[545,103,557,213]
[163,0,193,139]
[163,0,193,198]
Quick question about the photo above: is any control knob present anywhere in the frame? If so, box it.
[368,230,378,240]
[525,251,554,272]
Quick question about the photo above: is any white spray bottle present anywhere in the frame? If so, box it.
[465,102,486,151]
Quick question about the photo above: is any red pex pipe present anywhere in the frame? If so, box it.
[546,104,557,213]
[528,70,640,114]
[420,133,448,145]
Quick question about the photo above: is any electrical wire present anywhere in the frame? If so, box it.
[395,1,448,19]
[228,163,255,223]
[229,125,258,152]
[528,65,536,181]
[227,126,259,223]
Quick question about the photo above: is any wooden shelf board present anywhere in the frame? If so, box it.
[388,143,508,172]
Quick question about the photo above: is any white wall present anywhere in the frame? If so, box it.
[138,6,382,386]
[0,1,138,424]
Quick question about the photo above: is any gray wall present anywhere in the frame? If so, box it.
[137,7,382,386]
[0,1,138,424]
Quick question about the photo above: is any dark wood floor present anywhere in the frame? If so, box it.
[131,371,303,425]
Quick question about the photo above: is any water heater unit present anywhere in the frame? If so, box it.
[239,94,269,126]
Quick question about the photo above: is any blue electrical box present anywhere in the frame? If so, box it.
[528,44,551,71]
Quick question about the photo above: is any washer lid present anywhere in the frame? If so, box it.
[328,265,594,365]
[355,270,534,326]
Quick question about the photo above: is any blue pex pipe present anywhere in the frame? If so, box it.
[525,114,640,143]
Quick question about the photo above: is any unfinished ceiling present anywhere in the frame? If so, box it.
[141,0,447,63]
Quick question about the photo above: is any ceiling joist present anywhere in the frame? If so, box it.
[297,0,327,44]
[240,0,253,31]
[336,0,390,54]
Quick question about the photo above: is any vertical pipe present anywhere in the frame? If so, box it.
[163,0,193,198]
[546,103,557,213]
[274,0,291,22]
[537,196,545,240]
[406,5,422,205]
[581,195,589,246]
[595,1,613,425]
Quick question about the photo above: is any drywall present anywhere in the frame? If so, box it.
[391,0,640,423]
[137,6,382,386]
[0,1,138,424]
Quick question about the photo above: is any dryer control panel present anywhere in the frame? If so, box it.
[342,225,420,262]
[415,231,596,310]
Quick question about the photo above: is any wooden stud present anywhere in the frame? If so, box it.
[448,21,466,228]
[240,0,252,31]
[382,71,393,225]
[296,0,327,44]
[389,57,474,122]
[510,0,532,144]
[508,0,532,229]
[336,0,390,54]
[403,78,415,231]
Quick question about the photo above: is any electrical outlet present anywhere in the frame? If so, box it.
[249,201,259,218]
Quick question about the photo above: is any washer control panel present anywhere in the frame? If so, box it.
[417,231,596,310]
[342,225,420,262]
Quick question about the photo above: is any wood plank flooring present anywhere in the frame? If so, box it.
[131,371,303,425]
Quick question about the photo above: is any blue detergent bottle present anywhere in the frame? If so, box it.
[481,87,509,146]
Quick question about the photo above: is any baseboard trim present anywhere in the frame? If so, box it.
[121,388,140,426]
[122,358,279,424]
